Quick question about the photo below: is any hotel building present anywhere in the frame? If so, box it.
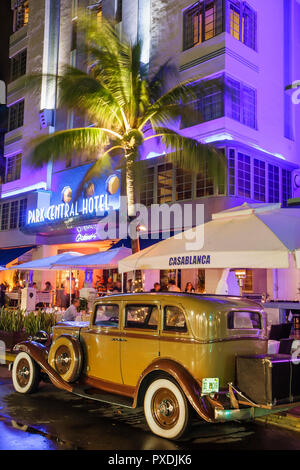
[1,0,300,303]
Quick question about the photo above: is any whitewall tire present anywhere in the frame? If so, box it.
[12,352,40,394]
[143,378,190,440]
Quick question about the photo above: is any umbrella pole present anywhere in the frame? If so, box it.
[121,272,124,293]
[69,270,72,306]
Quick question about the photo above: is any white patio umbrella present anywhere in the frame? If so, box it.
[9,251,84,305]
[118,203,300,273]
[53,247,132,292]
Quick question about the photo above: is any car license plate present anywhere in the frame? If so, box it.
[202,378,219,395]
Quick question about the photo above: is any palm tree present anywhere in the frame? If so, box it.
[29,17,225,252]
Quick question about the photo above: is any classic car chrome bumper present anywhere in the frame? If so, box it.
[214,406,288,422]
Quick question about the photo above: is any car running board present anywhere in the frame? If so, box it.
[71,385,134,408]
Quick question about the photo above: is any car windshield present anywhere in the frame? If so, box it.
[94,304,119,326]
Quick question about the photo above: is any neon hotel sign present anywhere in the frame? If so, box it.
[27,194,110,225]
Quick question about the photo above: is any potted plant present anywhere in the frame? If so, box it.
[0,308,27,352]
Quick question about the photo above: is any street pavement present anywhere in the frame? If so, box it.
[0,365,300,451]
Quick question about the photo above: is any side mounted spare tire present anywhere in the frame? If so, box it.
[48,335,83,383]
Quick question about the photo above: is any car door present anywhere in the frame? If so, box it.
[120,301,161,387]
[80,301,123,384]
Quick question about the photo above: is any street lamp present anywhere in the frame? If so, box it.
[234,269,247,297]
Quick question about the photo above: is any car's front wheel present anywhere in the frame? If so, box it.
[143,377,190,440]
[12,352,40,394]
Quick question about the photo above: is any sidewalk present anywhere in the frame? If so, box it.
[256,408,300,432]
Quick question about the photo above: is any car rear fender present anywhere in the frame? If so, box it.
[13,341,73,393]
[133,358,217,422]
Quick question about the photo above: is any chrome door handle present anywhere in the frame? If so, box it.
[111,338,127,342]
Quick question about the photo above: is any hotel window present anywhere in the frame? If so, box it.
[183,0,224,51]
[10,201,19,230]
[5,154,22,183]
[226,77,256,129]
[268,164,280,203]
[116,0,122,23]
[8,100,24,131]
[157,163,173,204]
[228,149,235,196]
[237,153,251,198]
[228,1,257,50]
[13,0,29,32]
[11,49,27,82]
[1,203,9,231]
[253,159,265,202]
[282,169,292,207]
[19,199,27,227]
[183,75,256,129]
[140,167,155,206]
[196,161,214,197]
[175,168,193,201]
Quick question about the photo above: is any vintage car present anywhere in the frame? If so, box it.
[11,293,300,440]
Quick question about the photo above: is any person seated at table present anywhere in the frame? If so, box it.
[43,281,52,292]
[63,298,80,322]
[150,282,161,292]
[112,280,122,293]
[185,282,195,293]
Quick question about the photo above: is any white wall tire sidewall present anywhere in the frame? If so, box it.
[12,352,36,394]
[144,378,188,440]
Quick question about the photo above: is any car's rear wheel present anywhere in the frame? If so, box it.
[143,377,190,440]
[12,352,40,394]
[48,335,82,383]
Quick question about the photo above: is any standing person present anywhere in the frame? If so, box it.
[64,274,76,306]
[150,282,161,292]
[185,282,195,293]
[63,298,80,322]
[112,280,122,293]
[0,284,6,308]
[168,279,181,292]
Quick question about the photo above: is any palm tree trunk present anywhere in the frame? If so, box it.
[125,150,142,292]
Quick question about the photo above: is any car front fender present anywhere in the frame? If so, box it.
[133,358,218,422]
[13,341,73,393]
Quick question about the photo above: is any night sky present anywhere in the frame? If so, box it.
[0,0,13,83]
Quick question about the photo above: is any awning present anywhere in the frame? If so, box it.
[0,246,35,268]
[118,203,300,273]
[53,247,132,270]
[10,252,84,271]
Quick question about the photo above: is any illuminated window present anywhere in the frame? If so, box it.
[13,0,29,32]
[5,153,22,183]
[228,1,256,50]
[243,269,253,293]
[230,4,240,40]
[183,0,224,51]
[157,163,173,204]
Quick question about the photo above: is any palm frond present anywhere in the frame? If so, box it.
[28,128,113,167]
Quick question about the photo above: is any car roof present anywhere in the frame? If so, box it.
[95,292,262,309]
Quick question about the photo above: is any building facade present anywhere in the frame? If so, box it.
[1,0,300,300]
